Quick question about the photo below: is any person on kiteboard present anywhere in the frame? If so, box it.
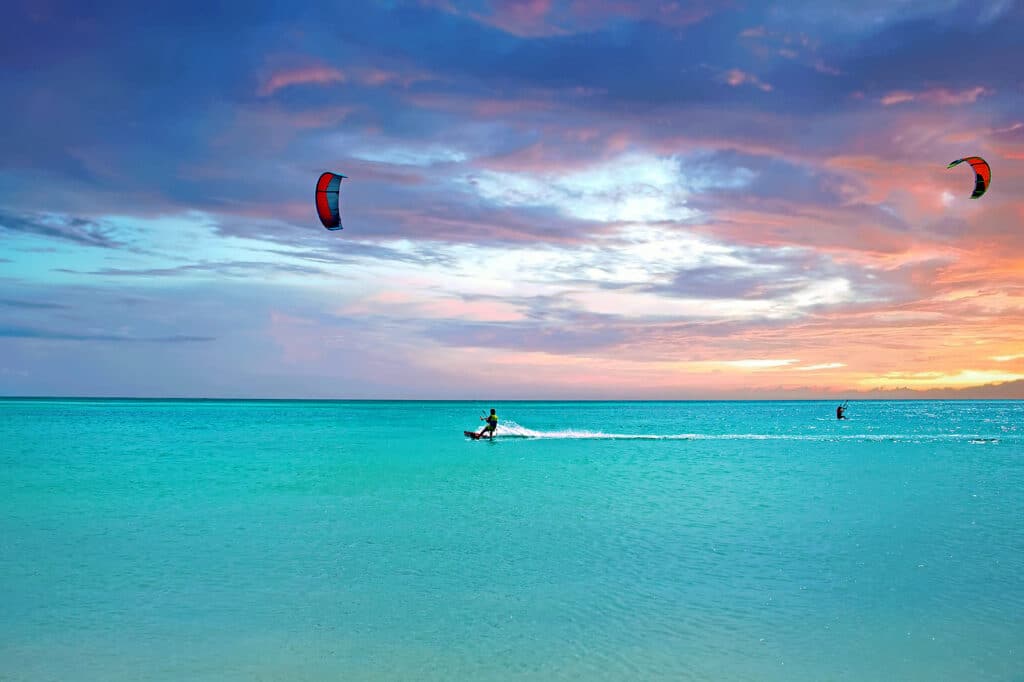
[478,409,498,439]
[837,401,848,420]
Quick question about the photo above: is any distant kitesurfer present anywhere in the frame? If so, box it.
[478,409,498,439]
[837,401,848,420]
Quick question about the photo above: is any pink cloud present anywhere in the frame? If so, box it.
[259,66,346,97]
[880,86,992,107]
[424,0,713,37]
[259,60,436,97]
[927,86,992,105]
[474,0,561,37]
[722,68,772,92]
[880,91,916,106]
[432,0,565,38]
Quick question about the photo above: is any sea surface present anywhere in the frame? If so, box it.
[1,399,1022,681]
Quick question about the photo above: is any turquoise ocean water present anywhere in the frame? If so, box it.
[1,399,1022,680]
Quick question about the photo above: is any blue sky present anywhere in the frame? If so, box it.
[2,0,1023,398]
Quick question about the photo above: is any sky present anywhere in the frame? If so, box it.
[1,0,1023,399]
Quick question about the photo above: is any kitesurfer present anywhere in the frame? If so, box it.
[837,401,848,420]
[478,409,498,439]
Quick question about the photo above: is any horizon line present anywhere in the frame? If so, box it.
[2,395,1021,403]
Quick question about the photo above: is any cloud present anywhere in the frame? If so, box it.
[0,212,124,249]
[472,0,562,38]
[721,68,772,92]
[880,86,991,106]
[60,260,330,279]
[718,358,796,368]
[652,257,835,301]
[422,0,565,38]
[422,0,715,37]
[2,0,1024,399]
[0,325,213,343]
[261,243,455,268]
[258,66,346,96]
[349,144,468,167]
[991,353,1024,362]
[468,152,753,223]
[839,380,1024,400]
[795,362,845,371]
[860,369,1024,390]
[0,299,70,310]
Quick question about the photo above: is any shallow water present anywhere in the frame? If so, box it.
[2,399,1022,680]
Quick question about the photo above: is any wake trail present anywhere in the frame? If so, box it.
[493,421,1008,443]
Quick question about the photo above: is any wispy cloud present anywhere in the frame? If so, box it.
[60,260,330,279]
[258,66,346,96]
[0,325,213,343]
[991,353,1024,362]
[0,299,70,310]
[468,153,752,223]
[880,86,992,106]
[719,358,797,369]
[721,69,772,92]
[0,212,124,249]
[795,362,845,371]
[424,0,714,37]
[472,0,563,37]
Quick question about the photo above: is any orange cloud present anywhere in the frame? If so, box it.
[860,369,1024,390]
[992,353,1024,362]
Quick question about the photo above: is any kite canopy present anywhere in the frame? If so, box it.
[316,171,347,229]
[946,157,990,199]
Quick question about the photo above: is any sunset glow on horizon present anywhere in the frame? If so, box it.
[1,0,1022,399]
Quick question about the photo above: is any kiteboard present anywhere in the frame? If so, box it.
[464,431,493,440]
